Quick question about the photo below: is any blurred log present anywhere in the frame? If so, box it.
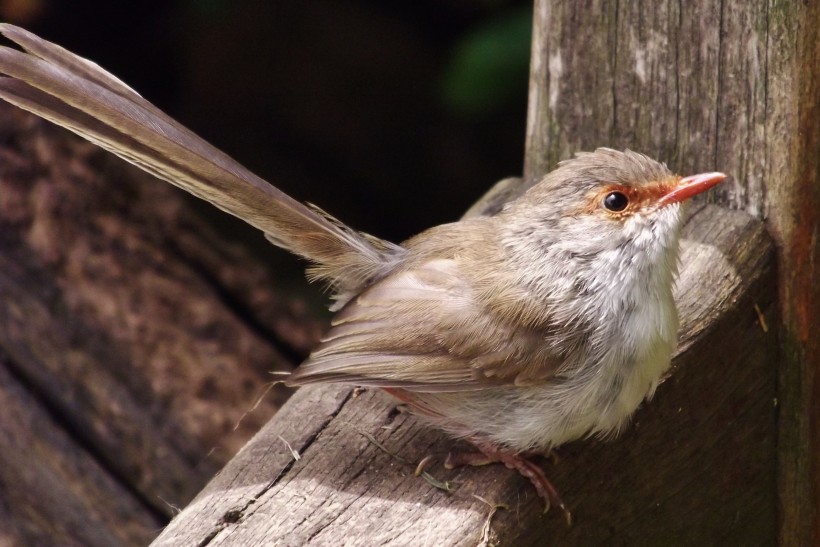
[0,106,324,545]
[0,353,159,545]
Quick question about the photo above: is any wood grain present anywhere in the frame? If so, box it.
[0,353,160,545]
[524,2,819,543]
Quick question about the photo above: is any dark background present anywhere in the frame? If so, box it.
[3,0,533,248]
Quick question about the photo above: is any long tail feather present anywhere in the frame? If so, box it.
[0,24,403,293]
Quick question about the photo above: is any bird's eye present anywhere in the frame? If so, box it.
[603,191,629,212]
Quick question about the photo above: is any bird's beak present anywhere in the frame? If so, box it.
[657,172,727,206]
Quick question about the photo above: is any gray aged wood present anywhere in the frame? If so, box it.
[526,1,818,544]
[152,204,777,546]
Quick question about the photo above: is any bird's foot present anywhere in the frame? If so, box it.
[444,440,571,525]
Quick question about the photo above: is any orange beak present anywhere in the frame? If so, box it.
[657,172,727,206]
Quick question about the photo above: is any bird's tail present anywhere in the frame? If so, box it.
[0,24,403,296]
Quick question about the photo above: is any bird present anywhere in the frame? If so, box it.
[0,24,725,520]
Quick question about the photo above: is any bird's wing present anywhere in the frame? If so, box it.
[288,257,564,392]
[0,24,402,291]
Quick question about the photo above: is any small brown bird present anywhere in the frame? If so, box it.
[0,25,725,519]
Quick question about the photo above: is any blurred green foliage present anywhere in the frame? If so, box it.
[441,6,532,117]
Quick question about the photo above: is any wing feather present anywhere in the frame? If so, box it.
[288,258,564,391]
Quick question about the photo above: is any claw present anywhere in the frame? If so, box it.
[444,451,493,469]
[447,438,572,525]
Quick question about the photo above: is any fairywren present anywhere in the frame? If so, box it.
[0,25,725,519]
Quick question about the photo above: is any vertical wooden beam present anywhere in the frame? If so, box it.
[768,2,820,545]
[526,1,820,544]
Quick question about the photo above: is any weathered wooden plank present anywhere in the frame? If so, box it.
[152,204,777,545]
[154,383,353,545]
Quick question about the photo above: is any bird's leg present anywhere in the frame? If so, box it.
[383,391,571,521]
[445,439,571,524]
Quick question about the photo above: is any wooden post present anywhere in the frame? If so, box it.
[769,3,820,545]
[526,1,820,544]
